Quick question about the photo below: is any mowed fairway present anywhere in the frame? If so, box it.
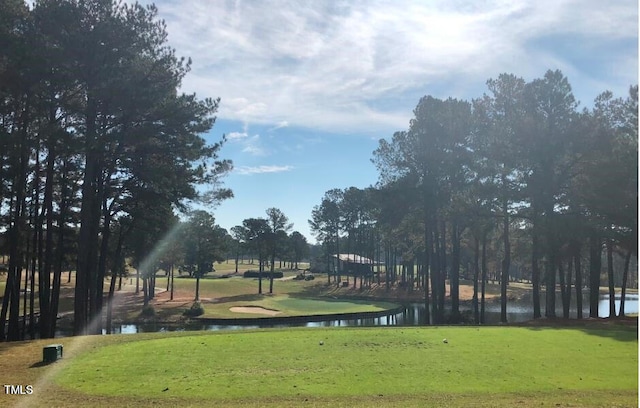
[4,326,635,407]
[201,294,400,318]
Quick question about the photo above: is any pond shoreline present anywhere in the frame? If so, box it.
[51,307,636,338]
[50,282,637,336]
[190,305,406,325]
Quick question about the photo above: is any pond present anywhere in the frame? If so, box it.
[92,294,638,336]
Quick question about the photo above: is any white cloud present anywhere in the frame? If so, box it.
[235,165,294,175]
[269,121,289,131]
[227,131,248,140]
[159,0,637,135]
[226,126,269,156]
[240,134,268,156]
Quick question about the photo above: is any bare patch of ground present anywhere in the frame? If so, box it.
[229,306,281,316]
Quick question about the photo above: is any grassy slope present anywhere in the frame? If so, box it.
[1,326,633,407]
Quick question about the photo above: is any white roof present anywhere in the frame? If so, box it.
[331,254,376,264]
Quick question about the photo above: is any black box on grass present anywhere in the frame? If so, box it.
[43,344,63,363]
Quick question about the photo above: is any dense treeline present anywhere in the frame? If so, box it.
[0,0,233,340]
[310,71,637,324]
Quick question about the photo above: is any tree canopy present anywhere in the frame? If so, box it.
[312,70,637,324]
[0,0,232,340]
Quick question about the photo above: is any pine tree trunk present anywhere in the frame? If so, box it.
[143,276,149,306]
[326,243,331,284]
[22,243,29,340]
[606,239,616,318]
[574,242,583,319]
[258,255,263,294]
[30,191,41,340]
[450,221,461,323]
[423,221,431,325]
[40,140,55,338]
[385,245,390,290]
[480,231,488,324]
[170,264,175,301]
[269,251,276,294]
[106,265,118,335]
[149,272,156,300]
[95,201,112,333]
[589,234,602,318]
[4,126,29,341]
[49,159,69,338]
[562,259,573,319]
[235,246,240,274]
[473,235,480,325]
[500,195,510,324]
[50,215,64,338]
[376,236,381,286]
[195,274,200,301]
[619,250,631,317]
[438,220,446,323]
[430,226,440,323]
[544,240,557,318]
[531,229,541,319]
[335,233,341,285]
[106,224,126,334]
[75,147,100,334]
[20,237,29,340]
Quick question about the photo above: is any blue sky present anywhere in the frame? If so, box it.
[148,0,638,243]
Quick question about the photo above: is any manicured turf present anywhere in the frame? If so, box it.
[210,261,310,275]
[199,293,399,318]
[169,273,319,298]
[34,326,636,407]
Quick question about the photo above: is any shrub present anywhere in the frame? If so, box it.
[140,305,155,318]
[183,301,205,317]
[243,270,283,279]
[243,270,258,277]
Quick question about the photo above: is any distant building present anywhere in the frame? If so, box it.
[331,253,377,277]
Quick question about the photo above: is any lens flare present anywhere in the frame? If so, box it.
[15,221,187,407]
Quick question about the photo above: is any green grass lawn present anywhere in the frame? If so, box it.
[166,269,319,297]
[200,294,399,318]
[168,274,323,299]
[6,326,628,407]
[208,260,310,276]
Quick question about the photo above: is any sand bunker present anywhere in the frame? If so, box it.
[229,306,281,316]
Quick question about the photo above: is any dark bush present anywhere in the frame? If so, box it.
[140,305,155,318]
[304,275,315,281]
[243,270,283,279]
[183,301,205,317]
